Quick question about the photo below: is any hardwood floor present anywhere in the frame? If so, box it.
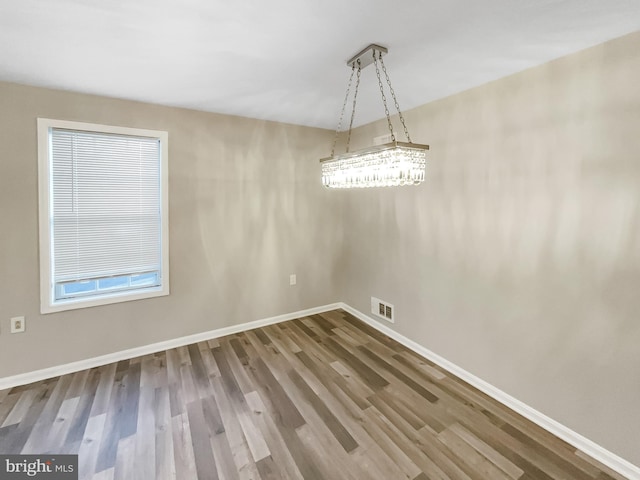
[0,309,627,480]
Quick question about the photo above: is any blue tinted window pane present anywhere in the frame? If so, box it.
[131,272,159,287]
[63,280,96,295]
[98,276,129,290]
[56,272,159,300]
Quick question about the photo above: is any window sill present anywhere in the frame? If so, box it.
[41,285,170,314]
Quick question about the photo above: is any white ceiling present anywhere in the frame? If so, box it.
[0,0,639,129]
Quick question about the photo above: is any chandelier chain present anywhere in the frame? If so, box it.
[345,61,362,153]
[373,52,396,142]
[379,55,411,143]
[330,65,356,157]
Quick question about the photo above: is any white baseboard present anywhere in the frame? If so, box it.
[339,303,640,480]
[1,301,637,479]
[0,303,341,391]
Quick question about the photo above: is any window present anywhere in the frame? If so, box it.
[37,119,169,313]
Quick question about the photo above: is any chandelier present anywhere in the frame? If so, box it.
[320,44,429,189]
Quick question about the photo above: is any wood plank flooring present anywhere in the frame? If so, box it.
[0,309,628,480]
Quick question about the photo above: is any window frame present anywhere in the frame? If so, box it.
[37,118,170,314]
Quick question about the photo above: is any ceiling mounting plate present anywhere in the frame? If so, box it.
[346,44,388,69]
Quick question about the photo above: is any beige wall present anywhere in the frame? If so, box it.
[341,30,640,464]
[0,82,342,378]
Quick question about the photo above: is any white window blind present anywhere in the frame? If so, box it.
[50,128,163,295]
[51,128,161,285]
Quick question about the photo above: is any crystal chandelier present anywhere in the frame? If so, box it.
[320,44,429,189]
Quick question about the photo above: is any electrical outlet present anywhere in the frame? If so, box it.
[11,316,25,334]
[371,297,395,323]
[289,274,297,286]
